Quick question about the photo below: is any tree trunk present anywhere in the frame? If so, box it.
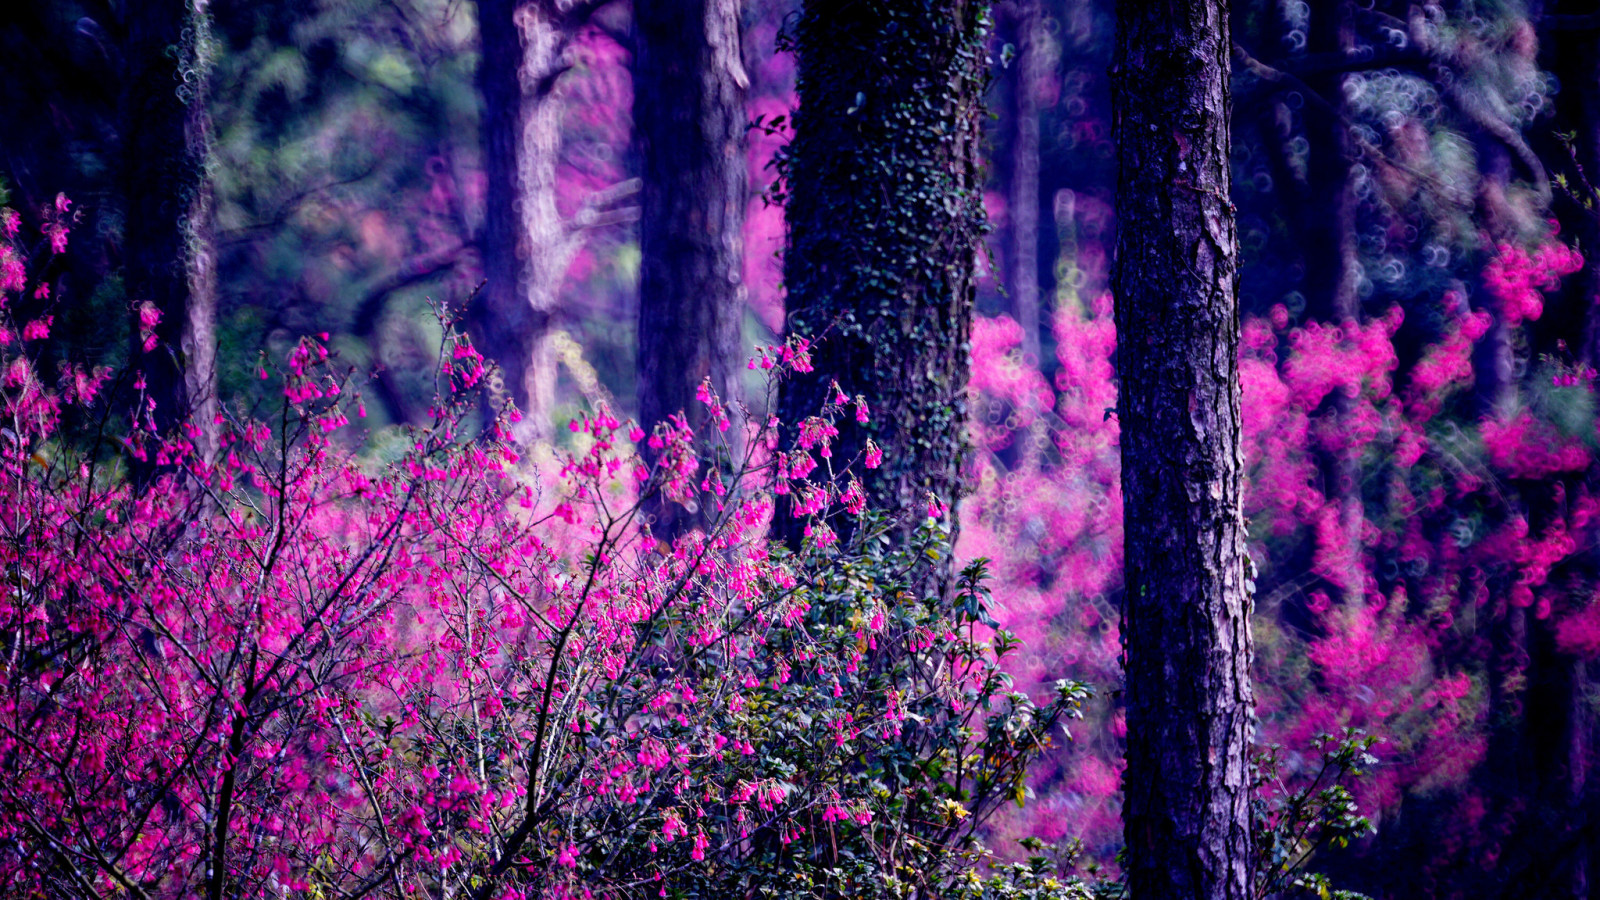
[1002,0,1044,466]
[1111,1,1254,898]
[1304,0,1365,606]
[123,0,219,463]
[1534,12,1600,893]
[1002,0,1042,367]
[473,0,626,442]
[634,0,748,537]
[776,0,990,558]
[475,0,539,430]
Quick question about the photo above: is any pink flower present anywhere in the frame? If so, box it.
[138,302,162,353]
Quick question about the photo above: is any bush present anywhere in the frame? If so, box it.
[0,221,1087,898]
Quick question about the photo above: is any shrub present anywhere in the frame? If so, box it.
[0,208,1087,899]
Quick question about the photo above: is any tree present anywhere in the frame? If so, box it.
[775,0,990,556]
[1111,1,1254,898]
[472,0,635,442]
[995,0,1045,467]
[998,0,1043,370]
[633,0,748,537]
[123,0,220,463]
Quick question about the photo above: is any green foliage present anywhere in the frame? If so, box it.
[209,0,481,418]
[1251,730,1380,900]
[585,514,1093,898]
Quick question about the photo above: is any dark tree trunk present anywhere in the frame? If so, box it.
[776,0,990,557]
[1002,0,1042,368]
[472,0,631,441]
[123,0,218,462]
[474,0,539,429]
[1303,0,1365,605]
[1111,1,1254,898]
[1540,11,1600,894]
[634,0,748,537]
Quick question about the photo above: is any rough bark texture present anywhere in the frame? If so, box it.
[473,0,630,441]
[776,0,990,556]
[1111,2,1254,898]
[123,0,219,462]
[634,0,748,537]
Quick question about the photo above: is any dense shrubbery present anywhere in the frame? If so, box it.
[0,209,1103,899]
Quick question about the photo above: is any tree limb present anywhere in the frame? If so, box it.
[350,239,475,338]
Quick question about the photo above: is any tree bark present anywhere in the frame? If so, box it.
[1111,1,1254,897]
[475,0,538,430]
[634,0,748,537]
[123,0,219,464]
[473,0,628,442]
[776,0,990,558]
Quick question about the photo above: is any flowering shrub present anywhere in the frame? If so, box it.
[0,203,1090,899]
[960,226,1594,893]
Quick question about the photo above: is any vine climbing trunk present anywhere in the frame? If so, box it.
[1111,1,1255,898]
[634,0,748,538]
[123,0,219,467]
[776,0,990,564]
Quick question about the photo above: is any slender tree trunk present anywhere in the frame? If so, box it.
[475,0,539,429]
[1003,0,1044,465]
[473,0,627,442]
[776,0,990,559]
[1537,13,1598,893]
[634,0,748,537]
[124,0,219,463]
[1111,1,1254,897]
[1552,20,1600,894]
[513,4,571,443]
[1003,0,1042,366]
[1304,0,1365,606]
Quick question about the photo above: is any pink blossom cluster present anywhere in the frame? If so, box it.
[1482,237,1583,328]
[959,229,1594,872]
